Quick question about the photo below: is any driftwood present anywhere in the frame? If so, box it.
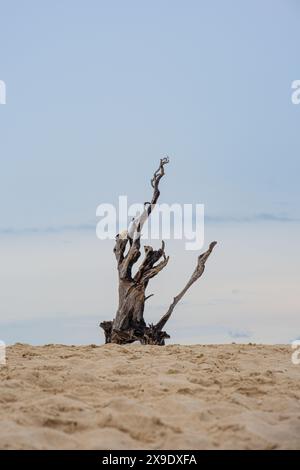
[100,158,217,345]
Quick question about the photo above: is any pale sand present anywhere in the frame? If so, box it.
[0,344,299,450]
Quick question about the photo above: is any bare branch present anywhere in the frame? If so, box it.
[134,240,167,283]
[119,234,141,279]
[141,256,169,284]
[128,157,169,242]
[155,241,217,332]
[114,158,169,280]
[113,235,128,264]
[150,157,169,204]
[145,294,154,301]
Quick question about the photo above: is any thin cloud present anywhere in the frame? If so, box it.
[0,223,95,235]
[206,213,300,223]
[0,211,299,236]
[228,329,252,339]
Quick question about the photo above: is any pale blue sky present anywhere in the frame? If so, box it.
[0,1,299,344]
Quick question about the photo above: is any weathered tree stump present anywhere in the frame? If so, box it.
[100,158,217,345]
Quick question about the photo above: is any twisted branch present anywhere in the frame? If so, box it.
[155,241,217,332]
[114,157,169,279]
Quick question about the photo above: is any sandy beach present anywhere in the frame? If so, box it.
[0,343,299,450]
